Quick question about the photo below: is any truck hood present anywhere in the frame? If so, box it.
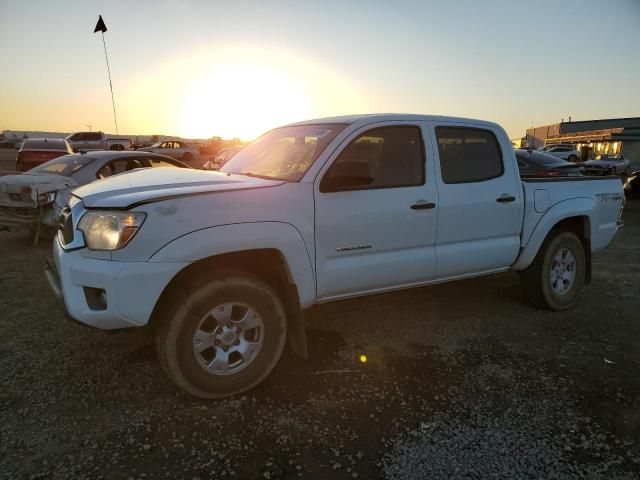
[72,167,284,208]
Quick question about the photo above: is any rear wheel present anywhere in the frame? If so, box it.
[568,154,577,162]
[155,272,287,399]
[520,231,586,311]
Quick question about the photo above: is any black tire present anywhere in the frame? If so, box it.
[568,155,577,162]
[155,272,287,399]
[519,230,586,311]
[182,152,193,162]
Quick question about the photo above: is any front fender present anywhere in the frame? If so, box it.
[512,198,595,270]
[149,222,316,308]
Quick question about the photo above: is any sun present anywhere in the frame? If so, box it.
[123,46,368,140]
[179,59,312,140]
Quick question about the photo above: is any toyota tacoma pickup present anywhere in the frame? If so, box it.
[45,114,624,399]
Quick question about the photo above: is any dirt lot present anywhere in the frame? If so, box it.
[1,182,639,479]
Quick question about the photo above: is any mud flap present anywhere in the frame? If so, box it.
[283,282,308,359]
[287,309,308,359]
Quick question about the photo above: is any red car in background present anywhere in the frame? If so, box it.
[16,138,73,172]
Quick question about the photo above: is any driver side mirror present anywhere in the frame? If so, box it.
[321,160,374,192]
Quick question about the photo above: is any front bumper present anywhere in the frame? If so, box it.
[46,236,187,330]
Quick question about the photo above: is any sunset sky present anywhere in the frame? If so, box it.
[1,0,639,140]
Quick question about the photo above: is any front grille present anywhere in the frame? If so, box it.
[59,207,74,245]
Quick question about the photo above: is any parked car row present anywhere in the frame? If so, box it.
[0,151,189,244]
[537,144,634,177]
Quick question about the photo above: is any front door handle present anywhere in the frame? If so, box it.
[411,201,436,210]
[496,195,516,203]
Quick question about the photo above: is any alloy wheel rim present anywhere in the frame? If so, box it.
[549,248,576,296]
[192,302,264,375]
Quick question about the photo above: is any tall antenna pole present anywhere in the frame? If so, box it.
[100,30,118,134]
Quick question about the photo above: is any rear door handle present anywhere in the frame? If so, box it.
[496,195,516,203]
[411,201,436,210]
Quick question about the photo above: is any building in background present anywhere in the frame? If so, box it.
[525,117,640,161]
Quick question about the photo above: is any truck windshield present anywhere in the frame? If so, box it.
[220,124,347,181]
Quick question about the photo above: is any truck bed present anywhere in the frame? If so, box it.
[520,176,624,254]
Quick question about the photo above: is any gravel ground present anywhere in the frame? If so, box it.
[1,195,639,479]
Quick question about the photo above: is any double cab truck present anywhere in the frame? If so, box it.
[45,114,624,399]
[65,131,130,152]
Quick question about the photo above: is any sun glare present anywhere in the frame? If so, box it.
[123,47,368,140]
[180,59,312,140]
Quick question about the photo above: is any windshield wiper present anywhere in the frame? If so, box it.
[239,172,290,182]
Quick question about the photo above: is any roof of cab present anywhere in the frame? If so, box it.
[285,113,501,129]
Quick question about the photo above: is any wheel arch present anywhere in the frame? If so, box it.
[147,222,315,357]
[513,198,594,282]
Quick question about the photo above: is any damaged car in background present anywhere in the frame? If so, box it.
[0,151,189,244]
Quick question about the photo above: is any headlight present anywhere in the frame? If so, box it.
[78,211,146,250]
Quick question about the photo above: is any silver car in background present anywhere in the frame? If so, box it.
[583,154,631,176]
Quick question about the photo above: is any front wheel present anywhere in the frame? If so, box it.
[155,272,288,399]
[568,155,577,162]
[519,231,586,311]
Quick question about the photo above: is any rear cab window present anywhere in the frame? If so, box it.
[435,127,503,183]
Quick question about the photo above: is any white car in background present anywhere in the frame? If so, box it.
[583,154,631,176]
[138,140,199,163]
[541,145,581,162]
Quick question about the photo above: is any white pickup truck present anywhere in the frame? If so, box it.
[45,114,624,399]
[65,131,130,152]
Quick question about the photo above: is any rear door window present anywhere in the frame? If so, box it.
[435,127,503,184]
